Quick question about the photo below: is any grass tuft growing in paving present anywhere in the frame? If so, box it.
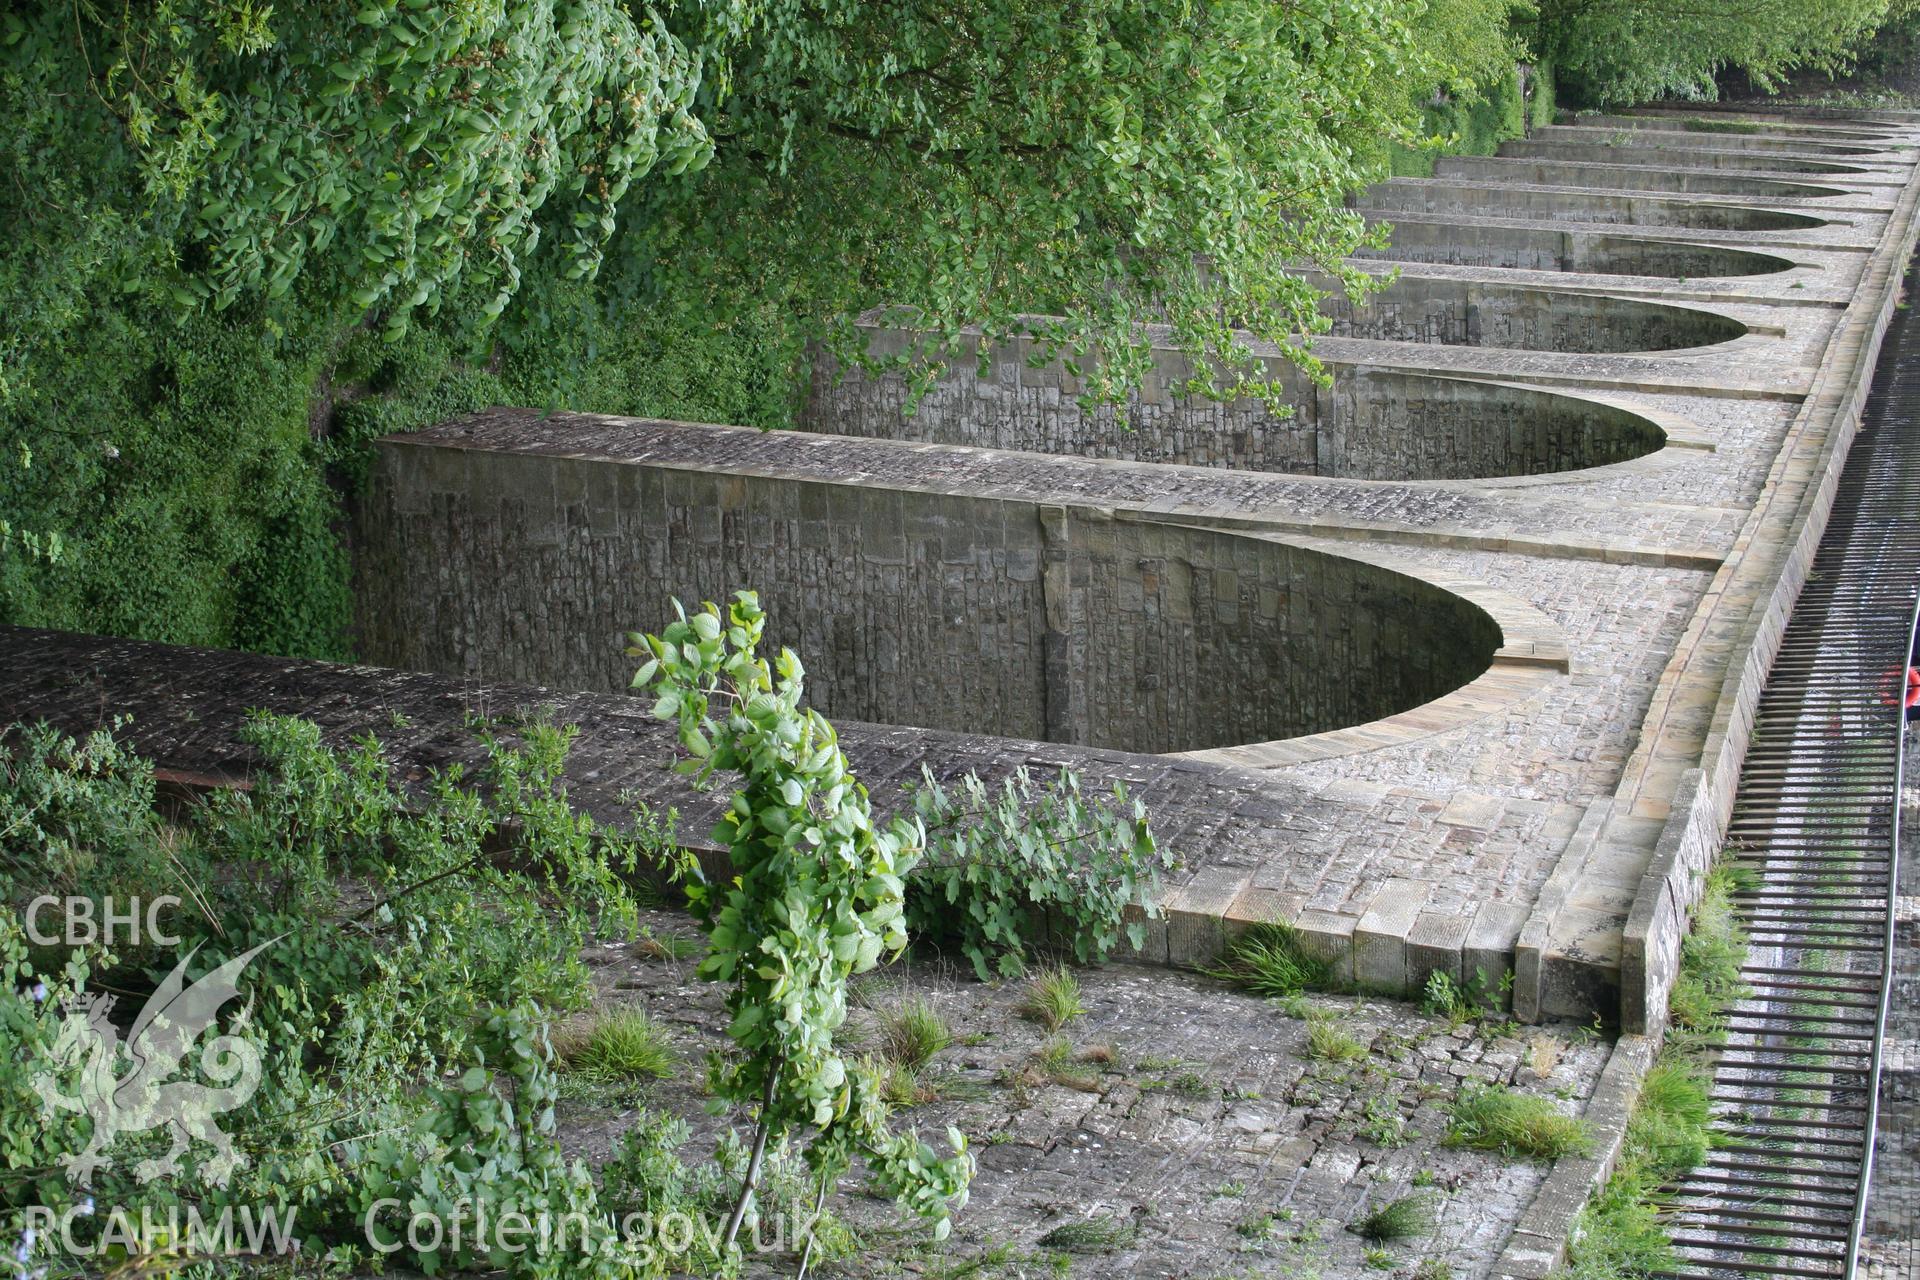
[1017,965,1085,1031]
[878,996,954,1071]
[1305,1012,1370,1063]
[1209,921,1331,997]
[1444,1083,1593,1159]
[1349,1192,1438,1243]
[565,1007,677,1082]
[1037,1213,1139,1253]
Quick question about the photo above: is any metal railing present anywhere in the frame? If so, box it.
[1653,267,1919,1279]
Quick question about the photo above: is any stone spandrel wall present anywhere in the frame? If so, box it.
[802,335,1315,473]
[804,332,1665,480]
[1316,276,1746,352]
[1581,236,1795,280]
[1320,372,1663,480]
[1070,520,1503,754]
[1359,180,1830,231]
[1353,222,1796,278]
[356,436,1502,755]
[356,448,1054,743]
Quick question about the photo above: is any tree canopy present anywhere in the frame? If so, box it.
[1536,0,1900,104]
[628,0,1481,410]
[5,0,1528,415]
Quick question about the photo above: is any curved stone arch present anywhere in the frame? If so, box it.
[1384,374,1713,492]
[1354,219,1802,279]
[808,321,1674,482]
[1358,181,1837,231]
[1168,529,1569,768]
[1320,274,1753,355]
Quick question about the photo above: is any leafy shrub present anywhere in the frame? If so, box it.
[1528,61,1559,130]
[346,1006,641,1278]
[0,714,696,1277]
[1389,65,1536,178]
[46,3,740,331]
[1422,967,1510,1023]
[600,1115,858,1271]
[1445,1085,1593,1160]
[1539,0,1887,106]
[631,592,972,1245]
[0,720,170,903]
[909,765,1172,980]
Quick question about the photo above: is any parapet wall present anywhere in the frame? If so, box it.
[803,330,1666,479]
[1318,275,1746,351]
[355,418,1503,756]
[1361,180,1831,230]
[1353,221,1796,277]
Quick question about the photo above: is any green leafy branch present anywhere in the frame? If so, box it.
[628,591,971,1252]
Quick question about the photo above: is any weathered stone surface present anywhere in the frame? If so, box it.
[561,927,1612,1280]
[806,340,1670,480]
[1317,273,1748,352]
[355,430,1504,756]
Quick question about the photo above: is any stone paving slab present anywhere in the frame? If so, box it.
[560,932,1612,1280]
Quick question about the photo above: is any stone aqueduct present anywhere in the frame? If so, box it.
[15,106,1920,1031]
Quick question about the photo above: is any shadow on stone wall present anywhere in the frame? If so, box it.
[1358,180,1832,230]
[1353,219,1797,278]
[355,423,1504,755]
[1316,274,1746,352]
[806,324,1668,480]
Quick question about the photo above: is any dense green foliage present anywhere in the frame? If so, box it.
[1537,0,1901,104]
[908,766,1172,980]
[19,2,743,332]
[0,715,709,1277]
[1391,65,1540,178]
[0,2,789,656]
[630,592,972,1244]
[629,0,1481,413]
